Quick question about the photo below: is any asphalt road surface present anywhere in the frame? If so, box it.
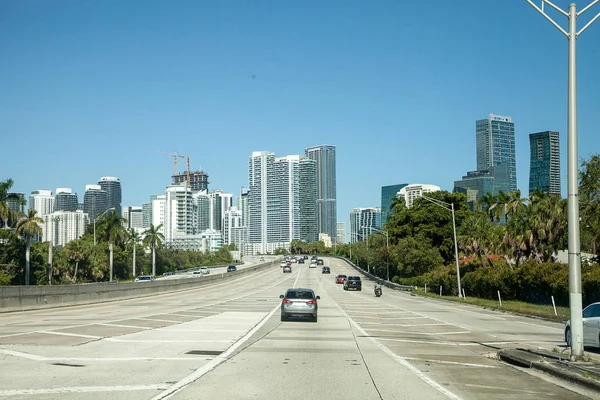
[0,257,592,399]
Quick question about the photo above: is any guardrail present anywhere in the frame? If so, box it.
[328,255,415,291]
[0,259,281,313]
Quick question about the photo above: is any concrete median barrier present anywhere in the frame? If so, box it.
[0,260,279,313]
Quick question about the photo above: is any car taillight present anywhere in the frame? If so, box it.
[283,299,293,304]
[306,300,316,305]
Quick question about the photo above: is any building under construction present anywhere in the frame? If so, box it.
[172,170,209,192]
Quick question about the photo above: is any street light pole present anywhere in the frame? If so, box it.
[420,195,462,298]
[525,0,600,362]
[94,207,114,246]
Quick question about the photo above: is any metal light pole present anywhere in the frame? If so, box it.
[93,207,114,246]
[525,0,600,362]
[421,195,462,298]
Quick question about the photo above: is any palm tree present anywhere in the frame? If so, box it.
[506,189,528,218]
[65,239,88,283]
[477,192,496,222]
[143,224,164,276]
[127,228,141,278]
[96,210,126,282]
[16,209,43,285]
[0,179,25,230]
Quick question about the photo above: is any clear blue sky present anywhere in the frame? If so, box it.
[2,1,600,227]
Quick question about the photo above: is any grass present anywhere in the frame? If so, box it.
[414,288,570,322]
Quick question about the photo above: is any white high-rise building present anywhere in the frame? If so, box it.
[192,190,210,233]
[151,195,166,236]
[29,190,54,218]
[208,189,233,232]
[42,210,88,247]
[272,155,301,244]
[123,206,143,230]
[398,184,441,208]
[164,185,193,242]
[223,206,244,248]
[248,151,275,254]
[336,222,347,244]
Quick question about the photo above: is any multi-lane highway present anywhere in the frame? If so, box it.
[0,257,592,399]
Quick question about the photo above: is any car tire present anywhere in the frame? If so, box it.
[281,314,287,322]
[565,327,571,347]
[313,317,318,323]
[358,288,361,291]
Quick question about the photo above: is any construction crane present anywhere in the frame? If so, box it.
[157,151,185,176]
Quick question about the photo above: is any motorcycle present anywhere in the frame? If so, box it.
[374,285,382,297]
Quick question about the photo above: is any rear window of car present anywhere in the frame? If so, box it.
[348,276,361,281]
[286,290,314,299]
[338,275,347,278]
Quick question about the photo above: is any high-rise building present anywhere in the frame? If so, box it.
[172,170,209,192]
[299,157,318,243]
[164,185,193,242]
[223,206,243,247]
[398,184,441,208]
[42,210,88,247]
[305,144,337,243]
[271,155,301,244]
[6,192,25,213]
[453,165,509,210]
[151,195,166,236]
[529,131,561,196]
[248,151,275,254]
[83,184,108,222]
[29,190,54,217]
[193,190,210,233]
[336,221,347,244]
[476,114,517,192]
[54,188,79,212]
[98,177,122,216]
[141,201,152,229]
[123,206,143,229]
[350,208,381,243]
[208,189,232,232]
[381,184,408,225]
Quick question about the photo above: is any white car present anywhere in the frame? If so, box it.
[280,262,288,268]
[565,302,600,348]
[191,271,204,277]
[134,275,155,282]
[309,262,317,268]
[199,267,210,275]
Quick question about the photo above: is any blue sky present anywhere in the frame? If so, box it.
[2,1,600,226]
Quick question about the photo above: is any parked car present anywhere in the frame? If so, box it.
[283,265,292,273]
[227,265,237,272]
[199,267,210,275]
[134,275,155,283]
[344,276,362,291]
[565,302,600,348]
[322,266,330,274]
[335,274,347,284]
[280,288,320,322]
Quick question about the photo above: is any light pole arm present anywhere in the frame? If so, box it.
[525,0,569,36]
[578,0,600,16]
[578,11,600,36]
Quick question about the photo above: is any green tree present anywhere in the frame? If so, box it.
[16,209,43,285]
[579,154,600,257]
[143,224,164,276]
[458,213,500,268]
[64,239,89,282]
[0,179,25,229]
[126,228,141,278]
[96,210,126,282]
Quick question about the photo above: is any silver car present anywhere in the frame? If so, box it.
[280,288,320,322]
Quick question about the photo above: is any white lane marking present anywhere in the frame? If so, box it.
[0,349,45,361]
[365,328,470,335]
[352,315,428,320]
[512,320,564,331]
[336,304,462,400]
[151,261,301,400]
[0,349,209,362]
[0,384,169,396]
[99,323,152,330]
[358,322,449,327]
[104,338,234,343]
[462,383,557,395]
[137,318,188,323]
[375,337,529,347]
[159,329,246,333]
[39,331,101,339]
[401,357,499,368]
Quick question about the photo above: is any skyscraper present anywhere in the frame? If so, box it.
[172,170,209,192]
[305,144,337,242]
[98,177,122,216]
[29,190,54,217]
[529,131,561,196]
[272,155,301,243]
[54,188,79,212]
[83,184,108,222]
[248,151,275,253]
[350,208,381,243]
[381,184,408,225]
[336,221,347,244]
[476,114,517,192]
[299,157,318,243]
[164,185,193,242]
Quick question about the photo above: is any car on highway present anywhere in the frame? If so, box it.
[227,265,237,272]
[322,266,330,274]
[280,261,288,268]
[283,265,292,273]
[199,267,210,275]
[344,276,362,291]
[309,262,317,268]
[280,288,320,322]
[317,259,324,265]
[134,275,155,282]
[565,302,600,348]
[191,270,204,277]
[298,258,304,264]
[335,274,347,284]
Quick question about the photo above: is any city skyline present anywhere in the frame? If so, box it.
[3,1,599,228]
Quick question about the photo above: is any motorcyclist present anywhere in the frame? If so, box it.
[374,283,382,296]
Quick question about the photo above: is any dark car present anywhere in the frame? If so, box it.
[227,265,237,272]
[344,276,362,291]
[298,258,305,264]
[321,266,330,274]
[317,259,324,265]
[280,288,320,322]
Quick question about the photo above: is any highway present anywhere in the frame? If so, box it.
[0,257,592,399]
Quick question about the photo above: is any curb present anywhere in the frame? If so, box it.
[498,349,600,393]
